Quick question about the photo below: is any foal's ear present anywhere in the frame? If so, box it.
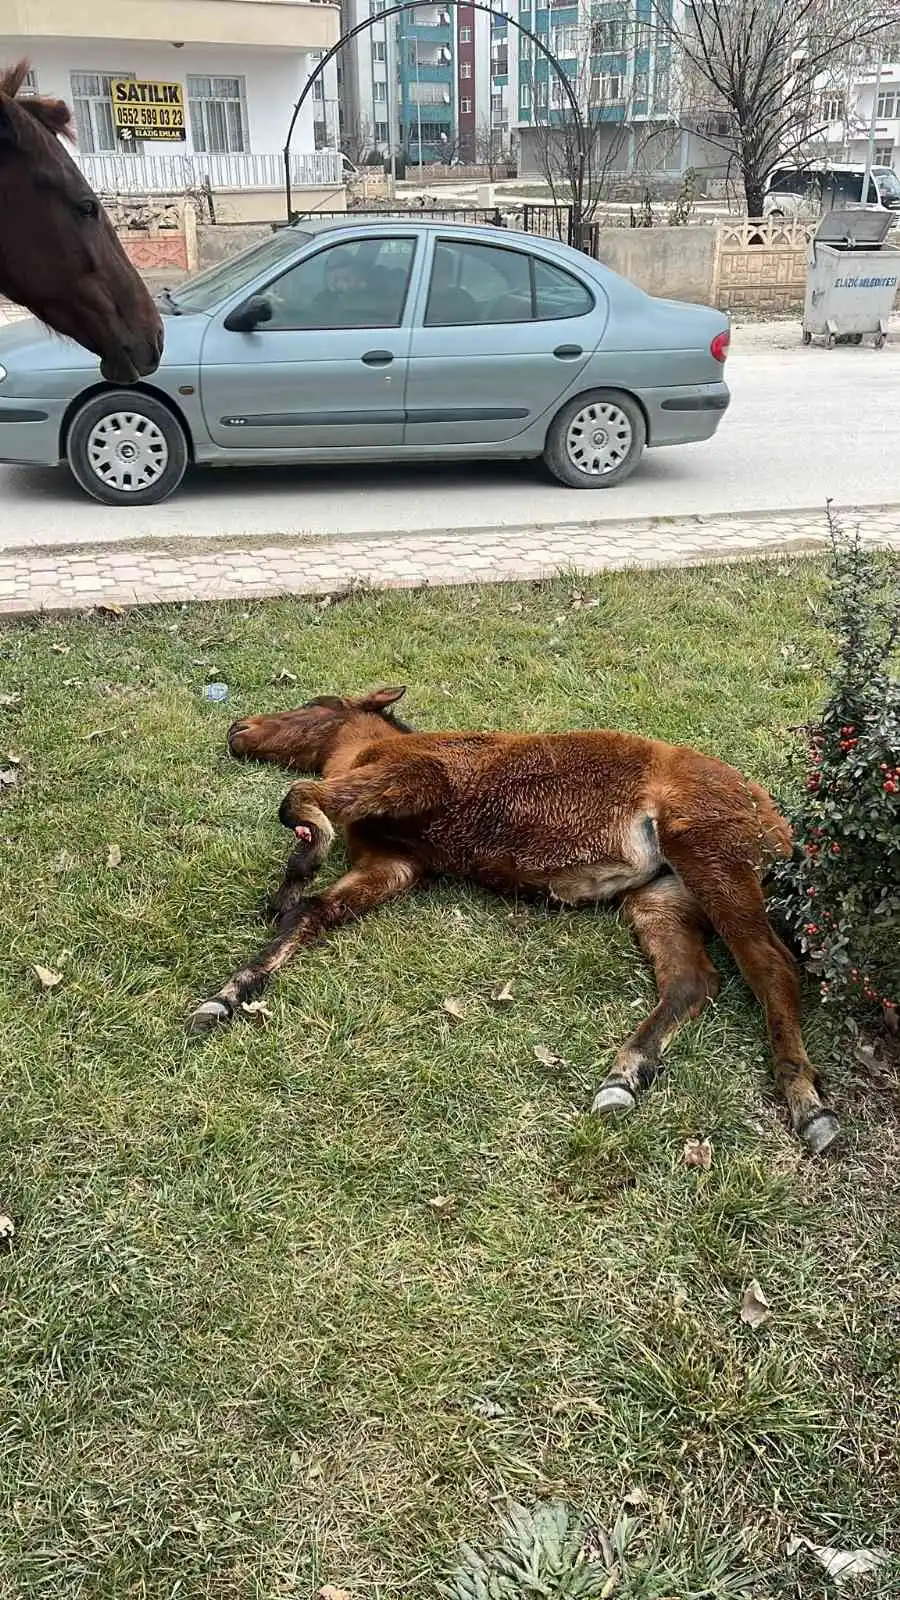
[356,686,407,711]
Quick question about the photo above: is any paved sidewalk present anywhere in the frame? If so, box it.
[1,504,897,616]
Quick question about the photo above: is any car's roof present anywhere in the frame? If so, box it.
[290,214,546,237]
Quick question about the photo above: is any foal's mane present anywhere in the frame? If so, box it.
[0,61,75,143]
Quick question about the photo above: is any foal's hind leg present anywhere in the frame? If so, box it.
[592,874,720,1115]
[659,837,839,1154]
[189,852,421,1034]
[265,801,335,926]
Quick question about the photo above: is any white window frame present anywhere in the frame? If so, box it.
[71,70,137,155]
[520,83,531,107]
[460,61,472,78]
[186,74,248,154]
[373,80,387,102]
[460,96,473,113]
[374,118,389,141]
[459,25,472,41]
[372,40,386,61]
[875,141,895,164]
[551,25,579,57]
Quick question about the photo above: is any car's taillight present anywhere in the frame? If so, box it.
[710,329,730,363]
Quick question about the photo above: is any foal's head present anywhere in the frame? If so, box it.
[0,62,163,382]
[229,687,411,772]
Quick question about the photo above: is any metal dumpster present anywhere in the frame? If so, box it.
[803,206,900,348]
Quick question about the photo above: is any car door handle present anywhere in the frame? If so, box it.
[553,344,583,360]
[361,349,394,366]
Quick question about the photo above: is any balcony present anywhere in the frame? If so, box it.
[3,0,340,52]
[75,147,344,192]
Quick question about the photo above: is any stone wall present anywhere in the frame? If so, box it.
[593,226,718,303]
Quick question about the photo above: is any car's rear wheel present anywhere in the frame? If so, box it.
[67,391,188,506]
[544,390,646,489]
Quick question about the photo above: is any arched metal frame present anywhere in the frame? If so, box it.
[283,1,586,223]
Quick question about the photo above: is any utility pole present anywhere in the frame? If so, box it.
[385,3,397,199]
[862,51,883,204]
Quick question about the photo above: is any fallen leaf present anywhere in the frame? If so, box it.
[684,1136,713,1170]
[426,1194,457,1215]
[86,729,113,743]
[106,843,122,869]
[471,1395,505,1418]
[442,997,466,1021]
[51,643,71,655]
[0,1211,15,1243]
[241,1000,273,1019]
[5,753,21,766]
[33,964,62,990]
[0,694,20,711]
[740,1279,772,1328]
[97,602,124,617]
[533,1044,563,1068]
[622,1487,647,1508]
[0,768,18,789]
[61,678,84,689]
[53,850,76,872]
[492,980,515,1005]
[316,1587,353,1600]
[787,1536,890,1585]
[273,668,298,684]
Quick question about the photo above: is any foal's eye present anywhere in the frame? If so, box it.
[76,197,99,220]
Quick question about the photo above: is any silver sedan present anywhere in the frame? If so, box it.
[0,217,731,506]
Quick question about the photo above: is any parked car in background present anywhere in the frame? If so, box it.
[0,219,731,507]
[763,161,900,217]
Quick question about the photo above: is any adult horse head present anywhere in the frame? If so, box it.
[0,62,163,382]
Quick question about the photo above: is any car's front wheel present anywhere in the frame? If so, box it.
[544,390,646,489]
[67,391,188,506]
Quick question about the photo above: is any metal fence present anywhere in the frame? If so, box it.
[77,149,344,195]
[291,202,598,254]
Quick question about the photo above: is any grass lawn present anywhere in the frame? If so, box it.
[1,561,898,1599]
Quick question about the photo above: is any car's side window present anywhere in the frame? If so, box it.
[425,240,532,326]
[425,240,594,326]
[262,237,416,330]
[533,258,594,320]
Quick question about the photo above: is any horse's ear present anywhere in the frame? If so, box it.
[356,686,407,711]
[22,96,74,141]
[0,96,19,145]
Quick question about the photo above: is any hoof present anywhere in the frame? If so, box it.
[800,1109,841,1156]
[592,1081,637,1116]
[188,998,232,1036]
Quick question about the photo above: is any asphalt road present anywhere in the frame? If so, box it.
[1,323,897,552]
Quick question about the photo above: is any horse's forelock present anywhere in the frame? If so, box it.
[0,60,75,142]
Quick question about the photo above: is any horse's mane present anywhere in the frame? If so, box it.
[0,61,75,142]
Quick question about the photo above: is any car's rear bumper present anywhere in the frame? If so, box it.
[642,381,730,446]
[0,399,62,466]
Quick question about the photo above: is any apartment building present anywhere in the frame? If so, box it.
[821,57,900,172]
[2,0,344,218]
[339,0,514,165]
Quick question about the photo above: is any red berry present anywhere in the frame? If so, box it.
[831,843,841,854]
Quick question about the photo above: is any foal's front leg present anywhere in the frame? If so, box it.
[189,851,421,1034]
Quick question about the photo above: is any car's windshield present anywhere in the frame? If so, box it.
[170,229,311,313]
[877,169,900,199]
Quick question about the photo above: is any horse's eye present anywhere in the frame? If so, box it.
[76,197,99,220]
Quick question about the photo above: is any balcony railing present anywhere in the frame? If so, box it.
[76,148,344,193]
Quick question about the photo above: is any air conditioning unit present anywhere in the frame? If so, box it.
[442,89,451,102]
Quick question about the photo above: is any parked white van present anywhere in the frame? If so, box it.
[763,163,900,217]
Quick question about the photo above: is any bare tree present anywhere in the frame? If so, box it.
[522,25,661,243]
[340,112,376,168]
[473,118,507,180]
[654,0,900,217]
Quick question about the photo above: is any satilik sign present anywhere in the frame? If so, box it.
[111,79,186,142]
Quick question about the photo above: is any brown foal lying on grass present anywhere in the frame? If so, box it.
[192,687,839,1155]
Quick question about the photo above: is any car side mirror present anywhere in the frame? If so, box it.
[224,295,273,333]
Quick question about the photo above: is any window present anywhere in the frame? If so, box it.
[459,25,472,40]
[653,65,668,109]
[492,47,509,73]
[591,72,622,103]
[373,80,387,101]
[491,91,503,113]
[425,239,594,325]
[633,70,648,100]
[372,40,386,61]
[533,257,593,319]
[460,96,473,113]
[20,67,38,95]
[590,19,625,53]
[460,61,472,78]
[375,120,389,141]
[875,142,895,166]
[877,93,897,119]
[313,77,325,101]
[71,71,136,154]
[410,81,446,103]
[552,25,580,56]
[633,21,650,51]
[520,83,531,107]
[263,237,416,331]
[187,76,247,153]
[823,93,844,122]
[427,240,531,324]
[535,80,548,107]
